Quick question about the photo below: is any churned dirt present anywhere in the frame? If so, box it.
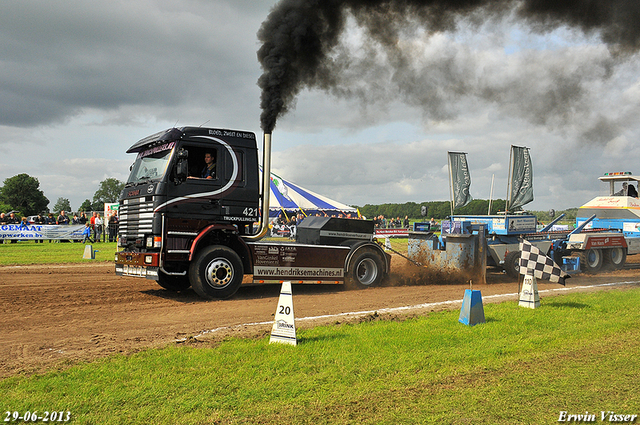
[1,254,639,377]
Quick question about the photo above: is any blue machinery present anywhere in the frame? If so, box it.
[406,213,595,282]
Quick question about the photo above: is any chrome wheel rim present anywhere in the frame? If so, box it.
[204,258,234,289]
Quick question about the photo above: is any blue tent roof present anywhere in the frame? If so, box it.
[260,167,357,216]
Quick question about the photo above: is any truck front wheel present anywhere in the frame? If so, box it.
[348,249,384,288]
[604,247,626,270]
[579,248,603,273]
[189,246,244,299]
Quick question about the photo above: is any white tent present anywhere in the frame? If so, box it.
[259,167,357,217]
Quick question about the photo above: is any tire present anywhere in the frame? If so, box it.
[189,246,244,299]
[348,249,384,288]
[156,270,191,292]
[579,248,603,273]
[603,247,626,270]
[504,250,521,279]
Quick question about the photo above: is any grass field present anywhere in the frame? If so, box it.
[0,241,117,265]
[2,287,639,424]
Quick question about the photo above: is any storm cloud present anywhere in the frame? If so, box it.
[257,0,640,135]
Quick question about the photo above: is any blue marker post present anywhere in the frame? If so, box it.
[459,288,485,326]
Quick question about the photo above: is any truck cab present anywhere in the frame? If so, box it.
[116,127,260,290]
[577,172,640,234]
[116,127,390,300]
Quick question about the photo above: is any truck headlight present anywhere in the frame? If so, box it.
[144,255,153,264]
[146,236,153,248]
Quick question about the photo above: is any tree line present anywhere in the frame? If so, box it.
[0,174,124,217]
[357,200,577,223]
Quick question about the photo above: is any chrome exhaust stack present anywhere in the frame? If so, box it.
[243,132,272,240]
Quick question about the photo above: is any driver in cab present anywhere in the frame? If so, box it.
[188,151,216,180]
[615,182,638,198]
[201,152,216,179]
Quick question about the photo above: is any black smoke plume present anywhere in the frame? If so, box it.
[257,0,640,133]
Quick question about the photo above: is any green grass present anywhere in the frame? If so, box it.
[2,288,639,424]
[0,241,117,265]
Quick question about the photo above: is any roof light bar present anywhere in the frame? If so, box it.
[603,172,632,176]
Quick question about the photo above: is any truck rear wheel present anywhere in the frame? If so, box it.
[189,246,244,299]
[579,248,603,273]
[157,271,191,292]
[603,247,626,270]
[504,250,521,279]
[348,248,384,288]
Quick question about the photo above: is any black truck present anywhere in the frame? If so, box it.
[115,127,390,299]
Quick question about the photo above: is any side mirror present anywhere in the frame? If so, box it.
[177,149,188,160]
[174,149,189,184]
[176,159,188,179]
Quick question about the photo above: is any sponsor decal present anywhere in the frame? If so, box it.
[139,141,175,158]
[0,224,84,240]
[507,217,537,232]
[585,236,626,249]
[255,257,280,266]
[276,319,294,330]
[207,129,256,140]
[375,228,408,237]
[319,230,371,239]
[254,266,344,278]
[223,216,255,222]
[623,222,640,233]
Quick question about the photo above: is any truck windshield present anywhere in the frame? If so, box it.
[126,143,175,185]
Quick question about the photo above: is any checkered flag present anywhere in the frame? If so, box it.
[519,239,569,286]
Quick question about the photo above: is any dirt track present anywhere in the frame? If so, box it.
[2,255,640,377]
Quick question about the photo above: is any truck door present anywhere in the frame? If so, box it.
[164,141,242,220]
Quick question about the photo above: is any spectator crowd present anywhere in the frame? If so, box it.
[373,215,410,229]
[0,209,119,244]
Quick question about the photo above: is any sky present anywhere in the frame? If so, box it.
[2,0,640,213]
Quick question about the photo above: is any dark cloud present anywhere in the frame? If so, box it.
[580,115,621,145]
[257,0,640,132]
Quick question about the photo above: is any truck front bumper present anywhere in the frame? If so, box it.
[115,251,160,280]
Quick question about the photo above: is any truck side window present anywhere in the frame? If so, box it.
[183,145,219,181]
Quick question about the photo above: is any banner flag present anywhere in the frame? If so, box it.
[509,146,534,210]
[448,152,472,210]
[271,173,293,202]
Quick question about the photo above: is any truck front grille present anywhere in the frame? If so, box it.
[119,196,155,238]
